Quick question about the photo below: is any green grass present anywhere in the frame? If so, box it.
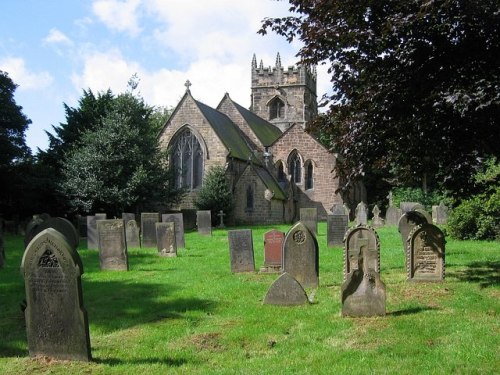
[0,223,498,374]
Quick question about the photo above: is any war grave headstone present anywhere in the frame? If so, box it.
[385,205,402,226]
[282,221,319,288]
[299,207,318,236]
[162,213,185,248]
[87,213,106,250]
[141,212,159,248]
[122,213,136,227]
[371,205,384,228]
[343,226,380,280]
[196,210,212,236]
[156,222,177,257]
[432,202,449,225]
[21,228,92,361]
[263,272,309,306]
[228,229,255,273]
[125,219,141,248]
[355,202,368,225]
[97,219,128,271]
[327,214,349,248]
[407,223,445,282]
[260,229,284,273]
[398,210,429,253]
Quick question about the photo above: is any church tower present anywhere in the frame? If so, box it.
[250,53,317,132]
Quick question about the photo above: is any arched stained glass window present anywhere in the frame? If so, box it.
[269,97,285,120]
[288,152,302,184]
[170,128,203,190]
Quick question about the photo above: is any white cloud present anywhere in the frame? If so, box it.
[0,57,53,91]
[43,28,73,45]
[92,0,142,36]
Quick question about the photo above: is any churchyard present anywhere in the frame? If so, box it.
[0,220,498,374]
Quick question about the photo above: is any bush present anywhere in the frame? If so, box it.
[194,166,233,224]
[392,187,445,210]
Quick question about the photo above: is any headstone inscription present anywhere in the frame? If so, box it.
[327,214,349,248]
[141,212,159,248]
[343,226,380,280]
[196,210,212,236]
[432,202,449,225]
[228,229,255,273]
[87,213,106,250]
[21,228,92,361]
[398,210,429,253]
[125,219,140,248]
[385,206,402,226]
[355,202,368,225]
[371,205,384,228]
[299,207,318,236]
[156,222,177,257]
[97,219,128,271]
[282,221,319,288]
[263,272,309,306]
[162,213,185,248]
[407,223,445,282]
[260,229,284,272]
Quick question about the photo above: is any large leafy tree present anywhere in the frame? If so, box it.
[260,0,500,200]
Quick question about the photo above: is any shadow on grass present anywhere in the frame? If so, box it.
[94,356,190,367]
[449,260,500,288]
[388,306,438,316]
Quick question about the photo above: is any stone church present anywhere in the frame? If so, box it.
[158,53,364,225]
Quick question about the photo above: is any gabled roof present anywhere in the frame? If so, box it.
[250,164,287,201]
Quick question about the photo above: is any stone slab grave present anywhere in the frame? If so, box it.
[228,229,255,272]
[327,214,349,248]
[407,223,446,282]
[97,219,128,271]
[263,272,309,306]
[343,226,380,280]
[156,222,177,257]
[87,213,106,250]
[25,217,80,251]
[432,202,449,225]
[385,205,402,226]
[162,213,185,248]
[122,213,136,227]
[371,205,384,228]
[21,228,92,361]
[299,207,318,236]
[398,210,429,253]
[260,229,284,273]
[355,202,368,225]
[125,219,140,248]
[196,210,212,236]
[141,212,159,248]
[282,221,319,288]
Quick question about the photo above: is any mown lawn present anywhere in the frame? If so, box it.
[0,223,498,374]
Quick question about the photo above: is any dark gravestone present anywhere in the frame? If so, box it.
[415,208,432,224]
[156,222,177,257]
[87,213,106,250]
[97,220,128,271]
[355,202,368,225]
[228,229,255,273]
[398,210,429,253]
[407,223,445,282]
[125,219,140,248]
[260,229,284,272]
[263,272,309,306]
[327,214,349,248]
[299,208,318,236]
[24,215,48,248]
[141,213,159,248]
[343,226,380,280]
[282,221,319,288]
[20,228,91,361]
[25,217,79,251]
[196,210,212,236]
[385,206,402,226]
[162,213,185,248]
[122,213,136,227]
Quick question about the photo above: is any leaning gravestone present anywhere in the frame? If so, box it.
[228,229,255,273]
[156,222,177,257]
[141,213,159,248]
[97,219,128,271]
[398,210,429,253]
[125,219,140,248]
[162,213,185,248]
[21,228,92,361]
[432,202,449,225]
[407,223,445,282]
[260,229,284,273]
[282,221,319,288]
[327,214,349,247]
[196,210,212,236]
[263,272,309,306]
[87,213,106,250]
[343,226,380,280]
[299,207,318,236]
[355,202,368,225]
[385,205,402,226]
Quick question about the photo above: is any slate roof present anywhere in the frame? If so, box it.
[252,165,287,201]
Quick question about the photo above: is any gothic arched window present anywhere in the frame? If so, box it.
[276,160,286,182]
[246,185,254,211]
[269,97,285,120]
[305,160,314,190]
[288,151,302,184]
[170,128,203,190]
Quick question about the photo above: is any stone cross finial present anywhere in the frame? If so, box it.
[217,210,226,228]
[184,80,192,92]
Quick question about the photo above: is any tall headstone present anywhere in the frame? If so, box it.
[407,223,445,282]
[156,222,177,257]
[398,210,429,253]
[228,229,255,272]
[327,214,349,247]
[355,202,368,226]
[97,219,128,271]
[282,221,319,288]
[260,229,284,272]
[122,213,136,227]
[26,217,79,251]
[21,228,92,361]
[371,205,384,228]
[196,210,212,236]
[299,207,318,236]
[385,205,402,226]
[263,272,309,306]
[432,202,449,225]
[343,226,380,280]
[141,213,159,248]
[87,213,106,250]
[162,213,185,248]
[125,219,140,248]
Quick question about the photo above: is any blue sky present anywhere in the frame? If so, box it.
[0,0,330,154]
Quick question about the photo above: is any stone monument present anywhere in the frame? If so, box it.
[260,229,284,273]
[141,212,159,248]
[156,222,177,257]
[343,226,380,280]
[125,219,140,248]
[196,210,212,236]
[263,272,309,306]
[162,213,185,248]
[327,214,349,247]
[97,219,128,271]
[407,223,445,282]
[299,207,318,236]
[228,229,255,272]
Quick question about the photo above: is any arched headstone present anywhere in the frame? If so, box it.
[398,210,429,253]
[407,223,445,282]
[343,225,380,280]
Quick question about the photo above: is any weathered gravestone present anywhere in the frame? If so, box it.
[125,219,140,248]
[432,202,449,225]
[300,207,318,236]
[196,210,212,236]
[282,221,319,288]
[97,219,128,271]
[26,217,80,251]
[407,223,445,282]
[343,226,380,280]
[141,212,159,248]
[398,210,429,253]
[162,213,185,248]
[385,205,402,226]
[122,213,136,227]
[260,229,284,273]
[327,214,349,248]
[400,202,421,213]
[21,228,92,361]
[87,213,106,250]
[371,205,384,228]
[156,222,177,257]
[331,203,348,215]
[355,202,368,226]
[24,215,48,248]
[228,229,255,272]
[263,272,309,306]
[415,207,432,224]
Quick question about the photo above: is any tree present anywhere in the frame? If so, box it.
[260,0,500,200]
[194,166,233,224]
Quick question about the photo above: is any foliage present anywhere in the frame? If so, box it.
[194,165,233,223]
[392,187,445,210]
[260,0,500,199]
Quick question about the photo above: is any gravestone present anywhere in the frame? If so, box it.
[407,223,445,282]
[162,213,185,248]
[24,215,48,248]
[28,217,80,251]
[398,210,429,253]
[331,203,347,215]
[355,202,368,225]
[432,202,449,225]
[385,206,402,226]
[343,226,380,280]
[299,207,318,236]
[196,210,212,236]
[87,213,106,250]
[260,229,284,272]
[327,214,349,247]
[228,229,255,272]
[282,221,319,288]
[371,205,384,228]
[400,202,421,213]
[20,228,92,361]
[415,208,432,224]
[217,210,226,228]
[125,219,140,248]
[263,272,309,306]
[97,219,128,271]
[122,213,136,227]
[141,212,159,248]
[156,222,177,257]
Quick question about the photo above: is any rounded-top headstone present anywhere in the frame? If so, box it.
[25,217,79,250]
[343,225,380,280]
[263,272,309,306]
